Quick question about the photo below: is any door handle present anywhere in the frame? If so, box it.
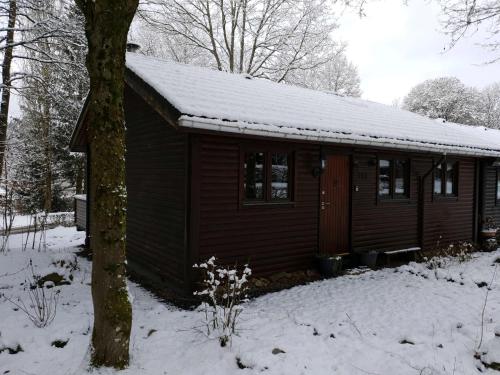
[321,201,331,210]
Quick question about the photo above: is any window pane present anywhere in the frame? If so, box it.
[378,159,391,196]
[394,159,408,197]
[244,152,264,200]
[434,163,442,195]
[271,153,289,199]
[445,162,456,195]
[497,171,500,200]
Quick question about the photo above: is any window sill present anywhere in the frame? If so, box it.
[433,195,458,202]
[377,197,411,203]
[241,201,295,209]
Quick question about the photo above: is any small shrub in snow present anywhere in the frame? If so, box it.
[51,339,68,348]
[482,216,498,231]
[52,253,79,274]
[193,257,251,347]
[419,240,474,269]
[0,343,23,355]
[2,260,60,328]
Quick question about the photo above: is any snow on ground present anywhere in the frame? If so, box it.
[0,215,35,230]
[2,227,500,375]
[0,212,74,230]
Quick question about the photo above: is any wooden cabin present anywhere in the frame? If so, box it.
[70,53,500,297]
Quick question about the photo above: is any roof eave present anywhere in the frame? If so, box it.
[69,93,90,153]
[178,116,500,158]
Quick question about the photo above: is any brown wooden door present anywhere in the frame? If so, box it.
[319,155,350,255]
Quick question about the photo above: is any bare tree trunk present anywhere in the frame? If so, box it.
[75,0,138,369]
[42,91,52,213]
[0,0,17,178]
[238,0,246,73]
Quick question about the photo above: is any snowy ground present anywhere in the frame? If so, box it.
[1,228,500,375]
[0,212,73,230]
[0,214,32,229]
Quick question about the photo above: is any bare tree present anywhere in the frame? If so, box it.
[0,0,17,178]
[439,0,500,62]
[74,0,137,368]
[403,76,500,129]
[478,83,500,129]
[133,25,212,65]
[287,53,362,96]
[137,0,343,82]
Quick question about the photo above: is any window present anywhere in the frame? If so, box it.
[378,158,409,199]
[434,160,458,197]
[243,150,293,203]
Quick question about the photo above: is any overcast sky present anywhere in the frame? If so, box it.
[336,0,500,104]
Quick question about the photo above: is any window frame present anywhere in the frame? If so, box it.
[240,146,295,206]
[376,156,411,201]
[433,159,459,199]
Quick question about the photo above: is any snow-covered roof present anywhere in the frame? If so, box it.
[126,53,500,157]
[444,122,500,149]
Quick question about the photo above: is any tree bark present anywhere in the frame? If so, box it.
[0,0,17,178]
[75,0,138,369]
[42,81,52,213]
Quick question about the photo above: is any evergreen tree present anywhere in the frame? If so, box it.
[12,1,88,214]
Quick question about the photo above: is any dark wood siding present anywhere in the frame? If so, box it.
[480,162,500,226]
[193,135,477,274]
[124,85,188,293]
[351,153,419,252]
[352,153,476,252]
[192,135,320,275]
[423,158,476,247]
[74,196,86,230]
